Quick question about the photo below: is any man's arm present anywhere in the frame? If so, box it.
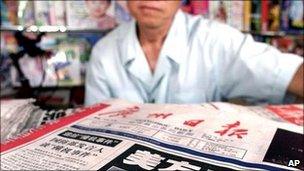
[215,22,303,103]
[85,46,112,106]
[288,64,303,98]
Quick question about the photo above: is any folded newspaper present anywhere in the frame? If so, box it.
[1,99,303,170]
[1,99,77,143]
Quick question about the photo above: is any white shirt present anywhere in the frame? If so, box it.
[85,10,303,105]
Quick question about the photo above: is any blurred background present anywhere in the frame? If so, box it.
[1,0,303,109]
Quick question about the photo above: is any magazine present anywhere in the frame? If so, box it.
[66,0,116,30]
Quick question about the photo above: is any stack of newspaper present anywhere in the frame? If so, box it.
[1,99,38,142]
[1,99,303,170]
[0,99,76,143]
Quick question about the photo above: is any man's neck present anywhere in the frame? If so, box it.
[137,18,174,73]
[137,21,172,46]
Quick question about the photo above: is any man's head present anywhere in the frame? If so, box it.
[127,1,181,29]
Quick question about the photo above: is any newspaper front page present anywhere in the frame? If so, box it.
[1,100,303,170]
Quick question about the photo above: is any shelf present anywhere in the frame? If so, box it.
[2,25,302,37]
[242,30,285,36]
[241,30,304,37]
[0,25,111,34]
[12,85,84,91]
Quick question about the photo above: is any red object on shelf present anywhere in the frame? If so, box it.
[261,0,269,32]
[190,0,209,16]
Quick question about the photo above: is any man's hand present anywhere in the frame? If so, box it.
[288,64,303,98]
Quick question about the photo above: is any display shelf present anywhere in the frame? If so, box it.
[242,30,285,37]
[2,25,302,37]
[14,84,84,90]
[241,30,303,37]
[12,83,85,90]
[0,25,111,33]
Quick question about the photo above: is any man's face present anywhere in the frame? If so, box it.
[127,1,181,28]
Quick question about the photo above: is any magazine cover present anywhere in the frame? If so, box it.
[229,1,244,30]
[243,0,251,31]
[250,0,261,32]
[114,1,132,24]
[1,0,18,26]
[268,0,281,31]
[181,0,192,14]
[66,0,116,30]
[191,0,209,17]
[280,0,304,34]
[181,0,208,17]
[209,1,243,30]
[209,1,228,23]
[49,1,66,26]
[17,1,35,27]
[34,1,51,26]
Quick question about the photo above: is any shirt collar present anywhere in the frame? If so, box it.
[120,9,187,67]
[161,10,187,65]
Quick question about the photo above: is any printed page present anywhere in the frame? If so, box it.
[1,99,303,170]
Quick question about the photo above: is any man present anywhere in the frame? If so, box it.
[85,1,303,105]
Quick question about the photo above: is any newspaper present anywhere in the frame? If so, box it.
[1,99,38,142]
[1,99,303,170]
[1,99,77,142]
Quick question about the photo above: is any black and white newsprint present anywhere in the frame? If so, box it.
[1,100,303,170]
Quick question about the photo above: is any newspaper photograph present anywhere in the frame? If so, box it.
[1,99,303,170]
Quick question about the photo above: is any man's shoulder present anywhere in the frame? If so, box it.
[181,11,242,39]
[93,22,130,50]
[91,22,132,62]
